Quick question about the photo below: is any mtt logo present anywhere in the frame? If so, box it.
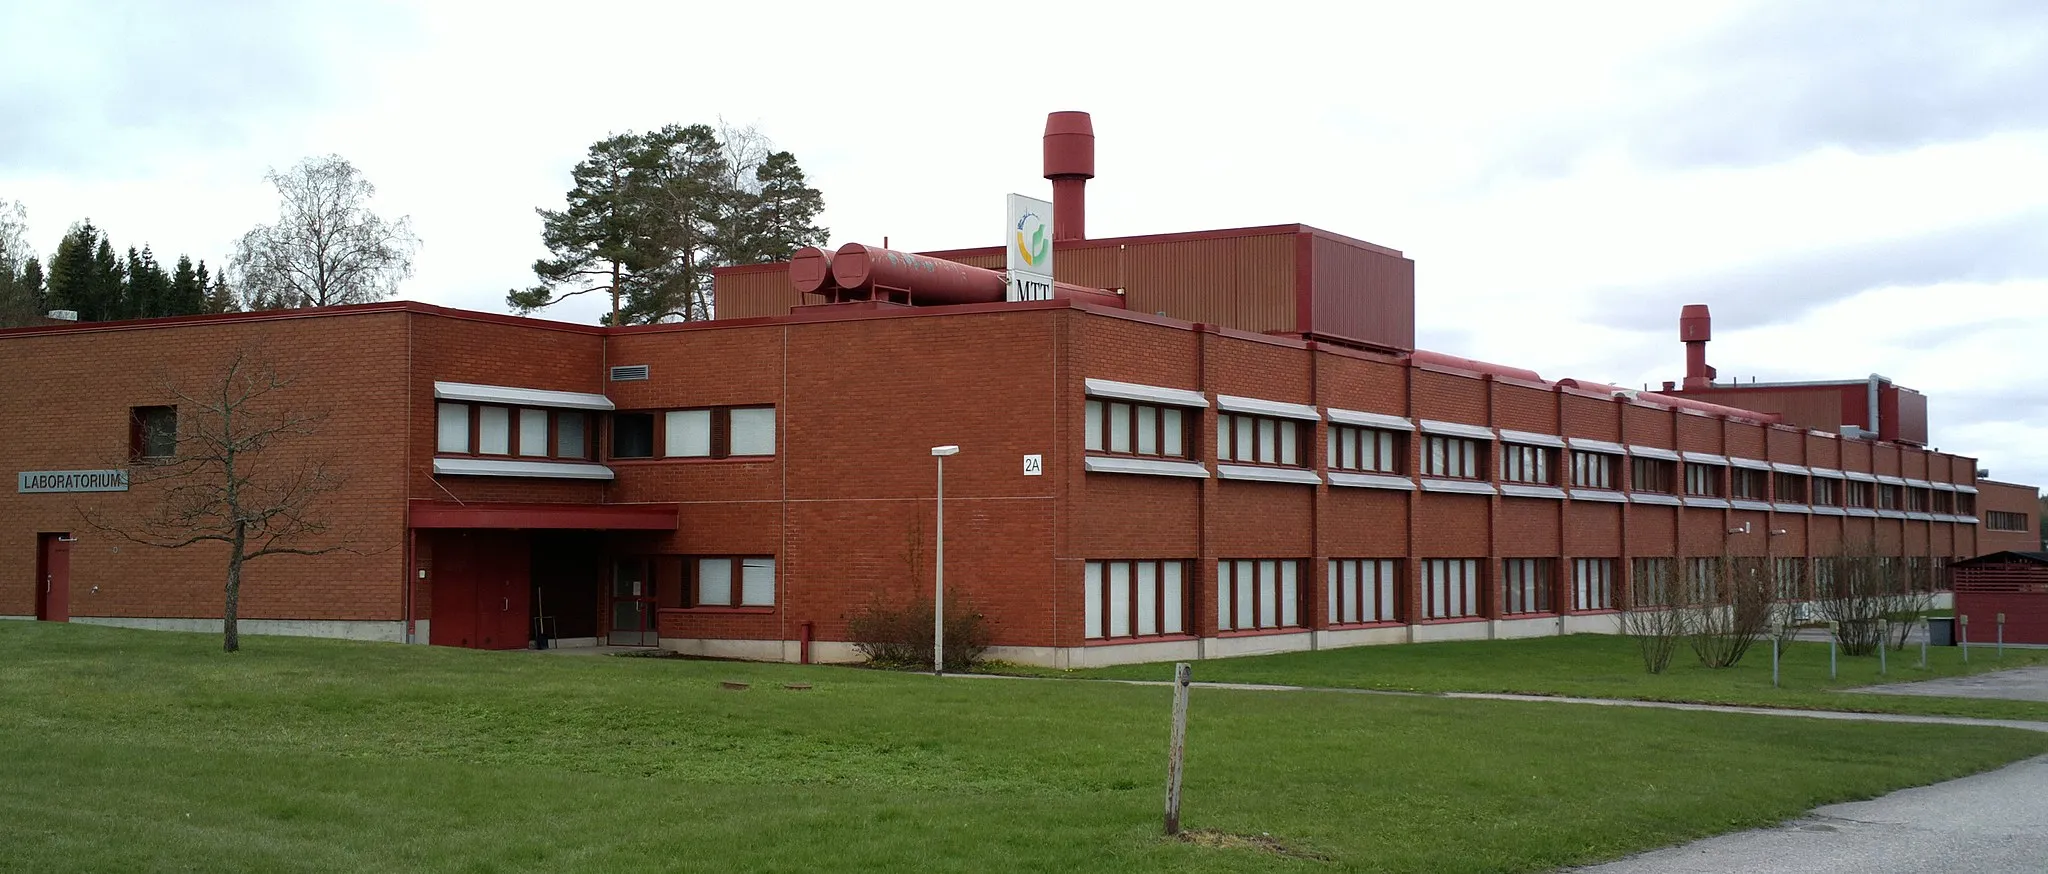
[1014,209,1049,268]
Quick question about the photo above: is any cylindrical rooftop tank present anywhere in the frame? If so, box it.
[1408,349,1545,383]
[789,246,838,295]
[1052,281,1124,309]
[830,243,1009,305]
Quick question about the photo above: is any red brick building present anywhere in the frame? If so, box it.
[0,112,2022,665]
[1976,480,2041,555]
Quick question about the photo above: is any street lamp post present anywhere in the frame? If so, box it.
[930,445,960,676]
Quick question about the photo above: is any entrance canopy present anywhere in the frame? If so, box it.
[408,500,678,531]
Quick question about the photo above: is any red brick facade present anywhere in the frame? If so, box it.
[0,300,2015,665]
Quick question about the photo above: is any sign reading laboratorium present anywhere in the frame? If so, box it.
[1005,193,1054,301]
[18,469,129,493]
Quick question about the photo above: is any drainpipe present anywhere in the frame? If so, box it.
[1867,374,1885,438]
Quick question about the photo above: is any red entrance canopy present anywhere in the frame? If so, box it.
[407,500,678,531]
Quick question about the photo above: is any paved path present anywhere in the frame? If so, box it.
[1569,755,2048,874]
[1855,665,2048,703]
[1100,679,2048,733]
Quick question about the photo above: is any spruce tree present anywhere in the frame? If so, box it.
[169,255,208,315]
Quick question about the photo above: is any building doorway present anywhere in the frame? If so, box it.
[35,533,71,622]
[427,531,531,650]
[607,559,658,646]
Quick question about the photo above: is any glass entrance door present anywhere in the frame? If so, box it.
[609,560,657,646]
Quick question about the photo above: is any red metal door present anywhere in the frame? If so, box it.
[476,540,531,650]
[428,534,478,647]
[35,534,70,622]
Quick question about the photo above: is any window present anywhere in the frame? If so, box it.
[1958,492,1977,515]
[1877,484,1901,511]
[1686,558,1721,603]
[1422,558,1480,619]
[1217,559,1303,631]
[130,405,177,459]
[1846,481,1872,508]
[1328,425,1402,473]
[1500,445,1553,485]
[1773,558,1806,601]
[1217,413,1304,466]
[1933,490,1955,514]
[1084,560,1186,639]
[1572,559,1615,611]
[1906,488,1930,512]
[1684,463,1725,497]
[1809,557,1844,598]
[1631,558,1676,606]
[1328,559,1400,624]
[1731,468,1766,500]
[1988,510,2030,531]
[688,556,775,607]
[1631,457,1676,494]
[1423,436,1485,479]
[612,407,777,460]
[1906,557,1932,593]
[1085,399,1188,459]
[1813,478,1840,507]
[611,413,655,459]
[436,402,593,460]
[1571,451,1617,490]
[1773,473,1807,504]
[1500,559,1554,615]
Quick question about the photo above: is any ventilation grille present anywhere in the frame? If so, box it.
[609,364,650,382]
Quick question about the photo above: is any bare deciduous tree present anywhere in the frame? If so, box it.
[81,350,358,652]
[1813,541,1928,656]
[1622,562,1685,673]
[1685,555,1778,668]
[229,155,418,311]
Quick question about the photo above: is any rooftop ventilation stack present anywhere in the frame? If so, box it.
[1042,111,1095,242]
[1680,304,1716,390]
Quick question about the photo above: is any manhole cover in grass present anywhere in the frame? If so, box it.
[1177,830,1328,861]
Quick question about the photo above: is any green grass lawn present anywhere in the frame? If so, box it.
[2,623,2045,873]
[1022,634,2048,722]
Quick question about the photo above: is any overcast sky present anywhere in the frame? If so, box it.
[4,0,2044,487]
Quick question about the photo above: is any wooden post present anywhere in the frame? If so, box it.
[1961,614,1970,664]
[1164,662,1191,836]
[1771,635,1780,688]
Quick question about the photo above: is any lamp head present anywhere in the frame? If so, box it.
[931,445,960,457]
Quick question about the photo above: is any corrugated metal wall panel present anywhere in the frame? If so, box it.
[1053,245,1123,290]
[1308,234,1415,350]
[1119,234,1295,329]
[715,270,811,320]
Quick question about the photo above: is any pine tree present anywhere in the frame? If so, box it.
[48,221,124,321]
[124,246,174,319]
[204,273,238,313]
[510,124,826,325]
[169,255,208,315]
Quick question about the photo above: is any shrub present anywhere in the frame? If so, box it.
[846,594,991,671]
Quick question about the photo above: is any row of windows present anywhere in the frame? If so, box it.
[1082,553,1957,640]
[438,402,593,460]
[435,403,776,462]
[1988,510,2031,532]
[612,555,777,609]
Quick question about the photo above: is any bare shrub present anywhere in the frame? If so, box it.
[846,595,992,671]
[1686,555,1777,669]
[1622,563,1685,673]
[1813,541,1927,656]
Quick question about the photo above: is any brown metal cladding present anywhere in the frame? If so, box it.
[1308,232,1416,351]
[714,267,811,319]
[1675,386,1852,434]
[1124,232,1298,331]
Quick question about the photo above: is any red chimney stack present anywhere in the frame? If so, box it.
[1680,304,1716,389]
[1042,111,1094,242]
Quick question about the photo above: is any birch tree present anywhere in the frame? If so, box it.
[230,155,418,310]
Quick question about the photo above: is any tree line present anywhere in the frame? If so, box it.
[2,121,826,329]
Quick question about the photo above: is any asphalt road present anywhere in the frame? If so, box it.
[1571,755,2048,874]
[1856,665,2048,703]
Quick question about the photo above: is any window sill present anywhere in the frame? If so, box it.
[1500,611,1558,619]
[1215,464,1321,485]
[1215,626,1309,638]
[1420,478,1498,496]
[605,456,776,465]
[1084,456,1209,479]
[1682,496,1731,509]
[1566,608,1620,616]
[432,457,615,480]
[658,606,776,615]
[1323,620,1403,631]
[1570,489,1627,503]
[1081,634,1197,647]
[1327,471,1415,491]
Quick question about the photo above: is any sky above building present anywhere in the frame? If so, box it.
[3,0,2044,486]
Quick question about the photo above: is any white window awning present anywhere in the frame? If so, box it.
[432,458,615,480]
[1418,419,1494,440]
[1498,429,1566,449]
[1216,395,1320,422]
[1327,408,1415,431]
[1084,378,1209,408]
[1628,446,1680,462]
[434,381,615,411]
[1566,437,1626,455]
